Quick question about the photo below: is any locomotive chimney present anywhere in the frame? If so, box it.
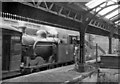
[18,26,26,34]
[18,21,27,34]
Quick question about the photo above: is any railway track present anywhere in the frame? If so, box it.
[2,72,22,80]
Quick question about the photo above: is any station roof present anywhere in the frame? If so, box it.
[1,1,120,38]
[85,0,120,26]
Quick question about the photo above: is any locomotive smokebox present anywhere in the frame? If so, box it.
[34,41,53,62]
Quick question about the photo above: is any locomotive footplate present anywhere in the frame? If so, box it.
[21,61,74,74]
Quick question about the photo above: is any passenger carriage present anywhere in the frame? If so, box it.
[0,24,22,78]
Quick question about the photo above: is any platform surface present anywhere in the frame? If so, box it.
[98,68,120,82]
[2,64,98,83]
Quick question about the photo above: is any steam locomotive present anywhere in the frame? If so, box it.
[20,25,80,73]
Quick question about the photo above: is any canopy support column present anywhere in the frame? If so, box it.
[118,39,120,55]
[79,31,85,64]
[108,26,114,54]
[108,36,112,54]
[76,15,90,72]
[77,29,85,72]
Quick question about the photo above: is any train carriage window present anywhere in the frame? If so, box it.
[11,35,21,55]
[11,36,21,42]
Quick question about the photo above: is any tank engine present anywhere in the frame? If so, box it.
[20,27,58,73]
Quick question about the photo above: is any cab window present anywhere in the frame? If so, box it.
[69,36,78,44]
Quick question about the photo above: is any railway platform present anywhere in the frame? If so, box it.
[1,61,120,84]
[2,64,98,84]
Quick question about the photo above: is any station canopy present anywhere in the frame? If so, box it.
[85,0,120,26]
